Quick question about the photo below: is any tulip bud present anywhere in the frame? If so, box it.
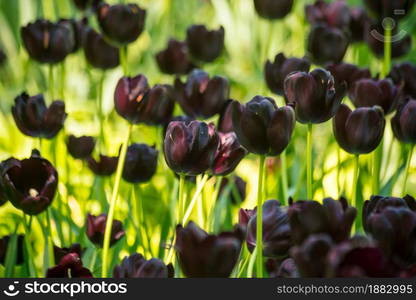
[87,154,118,176]
[175,221,244,277]
[73,0,102,11]
[186,25,224,62]
[46,253,93,278]
[113,253,174,278]
[210,132,246,176]
[54,243,83,265]
[326,63,371,93]
[83,27,120,70]
[0,235,24,265]
[363,0,415,20]
[391,98,416,143]
[264,53,310,96]
[155,39,194,75]
[219,176,247,205]
[333,104,385,154]
[12,92,67,139]
[389,62,416,99]
[349,7,371,42]
[231,97,295,155]
[122,143,158,183]
[86,213,125,248]
[66,135,95,159]
[284,68,346,124]
[253,0,294,20]
[305,0,351,29]
[97,3,146,46]
[164,120,219,176]
[21,19,75,64]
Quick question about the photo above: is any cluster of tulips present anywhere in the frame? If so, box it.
[0,0,416,279]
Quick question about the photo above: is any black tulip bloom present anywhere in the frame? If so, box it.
[253,0,294,20]
[164,120,219,176]
[0,150,58,215]
[305,0,351,29]
[349,7,371,42]
[333,104,385,154]
[66,135,95,159]
[284,68,346,124]
[174,69,229,119]
[97,3,146,46]
[83,27,119,70]
[218,100,234,133]
[231,97,295,155]
[58,18,87,53]
[21,19,75,64]
[363,0,415,20]
[266,258,298,278]
[219,176,247,205]
[73,0,102,11]
[307,25,349,65]
[389,62,416,98]
[186,25,224,63]
[113,253,174,278]
[122,143,158,183]
[54,243,83,265]
[391,98,416,144]
[0,48,6,66]
[86,213,125,248]
[349,78,402,114]
[264,53,310,96]
[288,197,357,245]
[0,235,24,265]
[46,253,92,278]
[12,92,67,139]
[175,221,243,278]
[326,63,371,94]
[246,200,292,258]
[155,39,194,75]
[163,115,194,140]
[87,154,118,176]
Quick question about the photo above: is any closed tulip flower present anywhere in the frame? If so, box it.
[122,143,158,183]
[305,0,351,29]
[389,62,416,98]
[284,68,346,124]
[66,135,95,159]
[326,63,371,93]
[155,39,194,75]
[175,221,244,277]
[264,53,310,96]
[174,69,229,119]
[83,27,119,70]
[0,150,58,215]
[186,25,224,62]
[333,104,385,154]
[391,98,416,143]
[253,0,294,20]
[73,0,102,11]
[87,154,118,176]
[12,92,67,139]
[363,0,415,20]
[349,7,371,42]
[97,3,146,46]
[54,243,83,264]
[231,97,295,155]
[164,120,219,175]
[86,213,125,247]
[46,253,92,278]
[113,253,174,278]
[0,235,24,265]
[219,176,247,205]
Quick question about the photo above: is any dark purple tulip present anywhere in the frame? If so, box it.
[238,208,256,229]
[326,63,371,94]
[12,92,67,139]
[58,18,87,53]
[210,132,247,176]
[389,62,416,98]
[219,176,247,205]
[363,0,415,20]
[66,135,95,159]
[174,69,230,119]
[231,97,295,155]
[333,104,385,154]
[253,0,294,19]
[122,143,158,183]
[21,19,75,64]
[288,197,357,245]
[349,7,371,42]
[218,100,234,133]
[86,213,125,248]
[87,154,118,176]
[284,68,346,124]
[164,120,219,176]
[83,27,119,70]
[155,39,194,75]
[349,78,402,114]
[97,3,146,46]
[113,253,174,278]
[246,200,292,258]
[73,0,102,11]
[175,221,244,277]
[0,235,24,265]
[0,150,58,215]
[307,25,349,65]
[186,25,224,62]
[163,115,194,140]
[266,258,298,278]
[0,48,6,66]
[46,253,93,278]
[264,53,310,96]
[391,98,416,143]
[305,0,351,29]
[54,243,83,265]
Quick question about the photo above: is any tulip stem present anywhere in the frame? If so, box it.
[48,64,54,100]
[120,46,129,76]
[97,72,106,150]
[178,174,186,221]
[402,145,414,196]
[22,214,37,277]
[372,140,383,195]
[280,151,288,205]
[306,123,313,199]
[101,123,133,278]
[351,154,360,232]
[59,62,66,100]
[256,155,266,278]
[381,25,392,78]
[182,174,209,225]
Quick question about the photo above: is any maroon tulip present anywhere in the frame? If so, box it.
[253,0,294,20]
[389,62,416,98]
[122,143,158,183]
[305,0,351,29]
[219,176,247,205]
[87,154,118,176]
[349,7,371,42]
[57,18,87,53]
[186,25,224,62]
[72,0,102,11]
[66,135,95,159]
[113,253,174,278]
[326,63,371,93]
[266,258,298,278]
[86,213,125,248]
[155,39,194,75]
[391,97,416,143]
[83,27,120,70]
[217,100,234,133]
[46,253,92,278]
[54,243,83,265]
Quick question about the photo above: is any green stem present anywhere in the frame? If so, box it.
[351,155,360,232]
[280,151,288,205]
[45,209,55,268]
[97,72,106,150]
[306,123,313,199]
[372,140,383,195]
[402,145,414,196]
[381,26,392,78]
[101,123,133,278]
[178,174,186,221]
[256,155,266,278]
[22,215,37,277]
[182,174,209,225]
[48,64,54,100]
[59,62,66,100]
[120,46,129,76]
[337,148,341,196]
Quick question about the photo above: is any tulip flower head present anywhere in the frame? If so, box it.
[186,25,224,63]
[83,27,120,70]
[122,143,158,183]
[113,253,174,278]
[46,253,92,278]
[391,98,416,144]
[66,135,96,160]
[156,39,194,75]
[253,0,294,20]
[86,213,125,248]
[389,62,416,98]
[87,154,118,176]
